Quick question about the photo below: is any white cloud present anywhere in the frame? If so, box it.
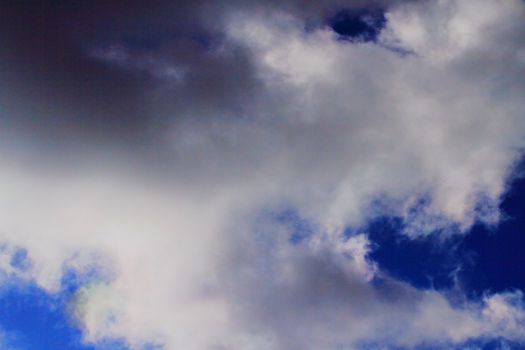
[220,0,525,234]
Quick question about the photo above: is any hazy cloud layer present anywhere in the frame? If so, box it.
[1,0,525,349]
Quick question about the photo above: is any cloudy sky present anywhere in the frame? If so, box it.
[1,0,525,349]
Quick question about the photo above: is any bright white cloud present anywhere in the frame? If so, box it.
[0,0,524,349]
[220,0,525,234]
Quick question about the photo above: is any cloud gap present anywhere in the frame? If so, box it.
[328,8,386,42]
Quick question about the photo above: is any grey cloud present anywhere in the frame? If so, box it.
[219,228,524,349]
[0,0,407,150]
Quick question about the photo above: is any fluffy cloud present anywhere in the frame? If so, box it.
[220,0,525,233]
[0,0,525,349]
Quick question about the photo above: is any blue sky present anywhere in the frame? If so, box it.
[0,1,525,349]
[365,171,525,296]
[0,279,126,350]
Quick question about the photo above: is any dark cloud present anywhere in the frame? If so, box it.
[0,1,242,146]
[0,0,401,151]
[0,1,156,144]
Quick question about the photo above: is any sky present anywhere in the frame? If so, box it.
[0,0,525,349]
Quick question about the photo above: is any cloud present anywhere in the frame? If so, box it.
[221,230,525,349]
[0,0,524,349]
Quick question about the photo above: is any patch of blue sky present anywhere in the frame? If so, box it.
[440,338,525,350]
[355,338,525,350]
[328,7,386,43]
[361,170,525,300]
[362,217,462,290]
[9,248,30,272]
[272,208,318,244]
[0,273,160,350]
[458,171,525,297]
[326,6,417,57]
[0,280,99,350]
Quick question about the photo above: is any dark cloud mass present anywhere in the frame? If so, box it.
[0,0,395,149]
[0,1,153,143]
